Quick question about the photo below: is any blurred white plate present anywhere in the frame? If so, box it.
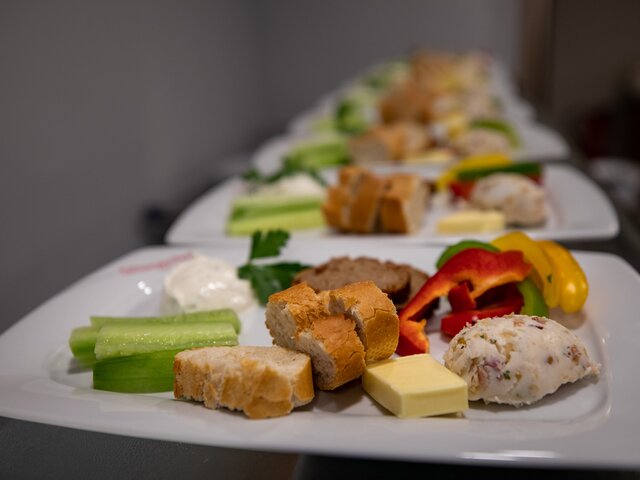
[165,164,618,245]
[0,242,638,468]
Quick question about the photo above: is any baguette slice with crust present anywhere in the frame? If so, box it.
[348,172,388,233]
[322,166,367,230]
[327,281,399,363]
[266,283,366,390]
[174,345,314,419]
[379,174,429,234]
[266,282,400,390]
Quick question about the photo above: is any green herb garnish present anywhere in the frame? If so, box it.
[238,230,310,304]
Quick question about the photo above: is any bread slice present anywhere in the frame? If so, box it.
[174,346,314,419]
[348,172,388,233]
[380,174,429,233]
[327,281,399,363]
[266,283,366,390]
[266,282,399,390]
[322,166,367,231]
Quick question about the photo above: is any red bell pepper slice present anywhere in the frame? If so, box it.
[440,293,524,337]
[396,248,531,356]
[448,282,476,311]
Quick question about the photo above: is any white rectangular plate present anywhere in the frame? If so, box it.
[0,242,639,468]
[165,164,618,245]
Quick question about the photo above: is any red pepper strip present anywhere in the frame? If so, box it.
[400,248,531,323]
[396,319,429,356]
[396,248,531,356]
[440,294,524,337]
[448,180,475,199]
[448,282,476,311]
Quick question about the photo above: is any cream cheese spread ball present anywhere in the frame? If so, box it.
[469,173,548,226]
[443,315,599,406]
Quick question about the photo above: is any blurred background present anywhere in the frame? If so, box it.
[2,0,640,333]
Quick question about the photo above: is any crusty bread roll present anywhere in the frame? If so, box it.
[174,346,314,419]
[379,174,429,234]
[327,281,398,363]
[266,282,398,390]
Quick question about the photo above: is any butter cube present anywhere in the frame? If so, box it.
[437,209,505,234]
[362,354,468,418]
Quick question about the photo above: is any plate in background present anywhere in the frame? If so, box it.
[0,242,638,468]
[165,164,618,246]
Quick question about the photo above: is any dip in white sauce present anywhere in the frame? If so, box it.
[163,253,255,314]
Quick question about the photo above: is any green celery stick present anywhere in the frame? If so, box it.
[93,349,183,393]
[69,326,99,367]
[94,322,237,361]
[90,309,241,333]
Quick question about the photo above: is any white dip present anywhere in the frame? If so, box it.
[163,253,255,314]
[252,173,326,197]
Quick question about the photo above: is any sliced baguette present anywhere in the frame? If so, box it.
[379,174,429,233]
[322,166,367,230]
[327,281,399,363]
[174,345,314,419]
[348,172,388,233]
[266,283,365,390]
[266,282,399,390]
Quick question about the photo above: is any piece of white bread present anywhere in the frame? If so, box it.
[326,282,399,363]
[379,174,429,234]
[322,166,427,234]
[174,346,314,419]
[266,282,399,390]
[323,166,366,231]
[348,172,388,233]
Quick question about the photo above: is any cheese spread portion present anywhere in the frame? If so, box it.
[437,209,506,234]
[362,354,468,418]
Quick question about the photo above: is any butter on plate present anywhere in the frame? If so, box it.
[436,209,505,234]
[362,354,468,418]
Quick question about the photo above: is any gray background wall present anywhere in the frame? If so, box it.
[0,0,522,332]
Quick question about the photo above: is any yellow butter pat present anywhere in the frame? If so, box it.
[437,209,505,234]
[362,354,468,418]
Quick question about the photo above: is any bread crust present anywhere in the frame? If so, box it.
[266,282,399,390]
[348,172,388,233]
[328,281,399,363]
[174,346,314,419]
[380,174,429,233]
[322,166,428,235]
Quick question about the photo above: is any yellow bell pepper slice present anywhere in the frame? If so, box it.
[538,240,589,313]
[436,153,512,191]
[491,231,560,308]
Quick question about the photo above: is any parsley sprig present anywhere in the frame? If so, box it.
[237,230,310,304]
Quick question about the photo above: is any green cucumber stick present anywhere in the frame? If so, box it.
[94,322,237,361]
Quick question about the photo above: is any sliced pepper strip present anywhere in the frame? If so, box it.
[436,240,499,269]
[491,231,560,308]
[396,248,531,356]
[440,294,524,337]
[435,153,512,191]
[516,278,549,317]
[538,240,589,313]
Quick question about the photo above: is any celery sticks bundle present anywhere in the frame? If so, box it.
[68,309,240,393]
